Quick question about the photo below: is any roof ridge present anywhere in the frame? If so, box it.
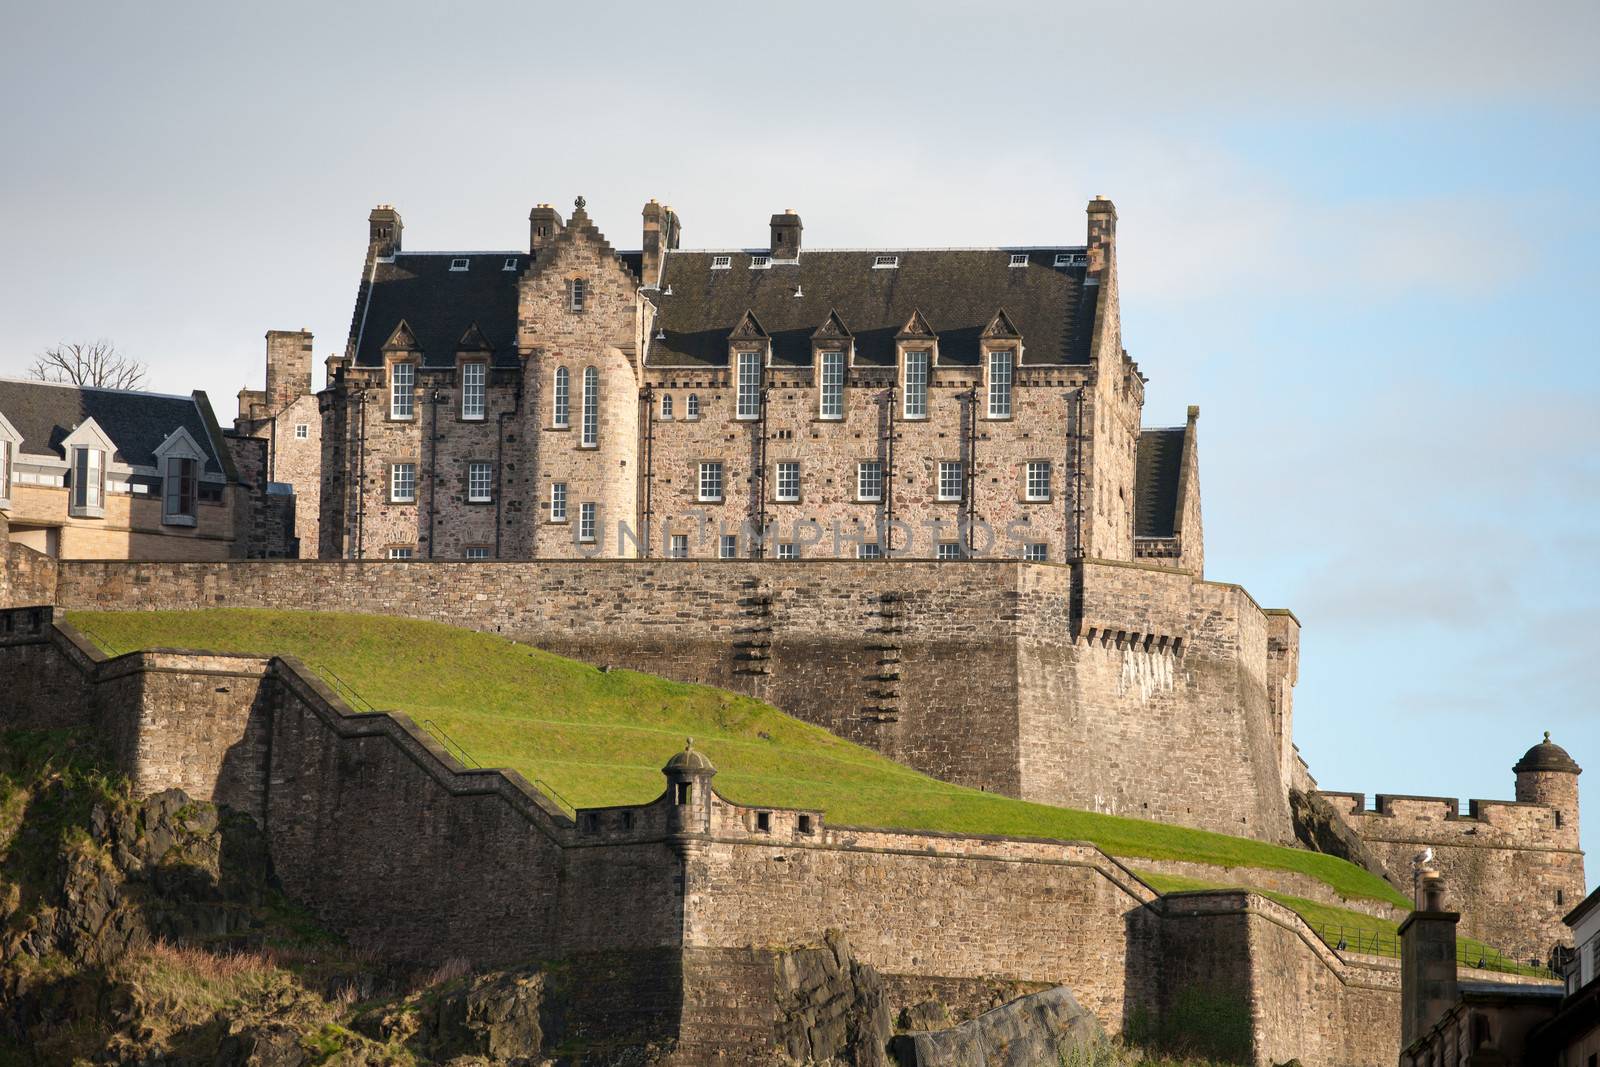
[0,375,193,403]
[665,245,1091,255]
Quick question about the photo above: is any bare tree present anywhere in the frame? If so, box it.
[30,340,147,390]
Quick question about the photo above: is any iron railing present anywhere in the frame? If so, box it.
[1311,921,1557,979]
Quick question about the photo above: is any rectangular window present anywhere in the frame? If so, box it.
[1009,253,1029,268]
[390,462,416,503]
[461,362,486,420]
[719,534,739,559]
[903,350,929,418]
[937,543,962,561]
[749,255,771,269]
[857,542,883,560]
[698,461,724,502]
[549,482,568,522]
[669,533,689,558]
[0,440,10,506]
[294,423,309,439]
[819,350,844,419]
[449,258,469,271]
[937,460,963,502]
[569,278,587,312]
[468,461,493,503]
[465,547,490,560]
[736,351,762,419]
[578,502,596,542]
[776,542,797,560]
[390,362,415,420]
[388,546,414,559]
[775,461,800,502]
[72,447,104,512]
[987,350,1013,418]
[711,255,732,270]
[162,457,197,524]
[581,367,599,446]
[1024,543,1048,562]
[553,367,570,428]
[873,255,899,269]
[857,461,883,502]
[1026,460,1052,501]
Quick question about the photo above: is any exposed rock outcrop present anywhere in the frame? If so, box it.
[1290,788,1399,890]
[888,986,1101,1067]
[772,930,893,1066]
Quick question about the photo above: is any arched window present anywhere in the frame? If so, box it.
[581,367,599,446]
[661,393,674,419]
[686,393,700,418]
[553,367,570,428]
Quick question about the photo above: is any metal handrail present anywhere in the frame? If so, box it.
[1311,921,1557,978]
[421,718,481,769]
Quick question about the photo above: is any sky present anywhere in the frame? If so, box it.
[2,2,1597,888]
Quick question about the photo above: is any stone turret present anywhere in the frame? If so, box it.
[1515,732,1581,848]
[663,738,716,837]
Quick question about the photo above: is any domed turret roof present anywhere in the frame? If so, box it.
[664,738,716,775]
[1514,732,1581,775]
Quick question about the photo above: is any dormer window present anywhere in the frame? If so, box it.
[449,258,470,271]
[390,361,415,420]
[1053,253,1073,267]
[502,257,518,271]
[735,351,762,420]
[71,446,105,516]
[569,278,588,313]
[749,255,771,270]
[1009,253,1029,268]
[873,255,899,269]
[162,456,198,526]
[711,255,732,270]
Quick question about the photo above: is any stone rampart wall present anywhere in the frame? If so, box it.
[50,556,1293,841]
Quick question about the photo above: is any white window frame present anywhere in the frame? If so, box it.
[553,366,570,428]
[857,542,883,559]
[711,255,732,270]
[686,393,700,419]
[390,462,417,504]
[71,446,105,516]
[719,534,739,559]
[461,362,486,420]
[698,461,724,503]
[581,367,599,446]
[857,461,883,503]
[387,546,414,559]
[578,502,597,543]
[1025,460,1052,502]
[294,423,309,440]
[1009,253,1029,268]
[937,461,963,502]
[668,533,689,558]
[775,461,800,502]
[873,255,899,269]
[819,350,844,419]
[162,456,198,526]
[1024,543,1048,562]
[569,278,587,312]
[449,258,469,271]
[550,482,568,522]
[502,257,518,271]
[903,350,929,418]
[1053,252,1072,267]
[660,393,674,419]
[466,546,491,560]
[937,543,962,561]
[468,461,493,504]
[736,351,762,420]
[749,255,771,270]
[987,350,1013,419]
[776,542,797,560]
[390,361,415,420]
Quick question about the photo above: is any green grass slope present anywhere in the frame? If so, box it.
[69,608,1410,913]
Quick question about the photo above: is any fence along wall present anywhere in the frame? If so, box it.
[51,556,1297,842]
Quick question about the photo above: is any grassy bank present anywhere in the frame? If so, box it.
[69,608,1411,913]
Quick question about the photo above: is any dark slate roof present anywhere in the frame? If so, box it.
[648,249,1096,368]
[353,250,647,369]
[0,378,228,476]
[1134,427,1187,538]
[1514,733,1581,775]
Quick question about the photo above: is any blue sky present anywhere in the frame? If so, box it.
[3,2,1596,887]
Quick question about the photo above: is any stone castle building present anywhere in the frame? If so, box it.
[319,195,1201,567]
[234,329,322,557]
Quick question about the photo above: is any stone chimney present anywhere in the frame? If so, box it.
[368,205,402,259]
[529,203,565,256]
[1086,196,1116,275]
[770,209,802,259]
[1399,868,1459,1049]
[641,199,682,286]
[265,330,315,412]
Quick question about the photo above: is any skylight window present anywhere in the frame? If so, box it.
[1054,253,1071,266]
[749,255,771,269]
[503,257,518,271]
[1009,253,1029,268]
[711,255,732,270]
[873,255,899,269]
[450,258,470,271]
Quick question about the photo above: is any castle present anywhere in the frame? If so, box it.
[0,195,1589,1065]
